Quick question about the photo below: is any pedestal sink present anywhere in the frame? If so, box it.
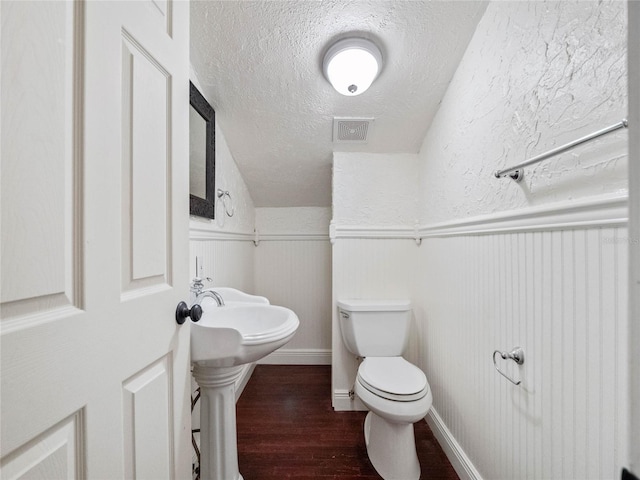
[191,290,299,480]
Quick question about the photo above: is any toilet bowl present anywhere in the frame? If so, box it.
[357,357,432,423]
[355,357,432,480]
[337,300,432,480]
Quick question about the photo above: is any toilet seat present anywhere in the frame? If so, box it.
[358,357,428,402]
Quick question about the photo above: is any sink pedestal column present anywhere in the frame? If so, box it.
[192,364,245,480]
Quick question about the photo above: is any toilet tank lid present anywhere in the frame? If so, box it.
[337,299,411,312]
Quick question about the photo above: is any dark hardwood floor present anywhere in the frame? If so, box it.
[236,365,459,480]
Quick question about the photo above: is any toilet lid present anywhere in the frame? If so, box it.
[358,357,428,402]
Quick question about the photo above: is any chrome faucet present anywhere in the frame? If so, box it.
[190,276,225,307]
[195,289,225,307]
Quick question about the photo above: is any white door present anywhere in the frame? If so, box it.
[1,1,191,478]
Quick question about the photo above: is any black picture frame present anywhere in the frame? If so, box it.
[189,82,215,219]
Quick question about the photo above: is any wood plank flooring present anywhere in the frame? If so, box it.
[236,365,459,480]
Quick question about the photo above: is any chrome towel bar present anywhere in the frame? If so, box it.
[493,346,524,386]
[494,119,628,181]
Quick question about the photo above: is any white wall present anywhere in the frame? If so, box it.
[418,1,628,225]
[331,1,630,478]
[254,207,332,364]
[333,153,419,227]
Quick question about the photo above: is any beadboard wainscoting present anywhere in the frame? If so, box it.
[189,227,255,292]
[253,207,333,365]
[331,194,629,480]
[255,236,332,365]
[417,226,628,480]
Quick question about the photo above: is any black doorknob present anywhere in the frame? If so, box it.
[175,301,203,325]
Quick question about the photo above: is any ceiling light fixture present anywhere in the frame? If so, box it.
[323,38,382,96]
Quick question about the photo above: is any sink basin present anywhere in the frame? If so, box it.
[205,287,269,305]
[191,304,299,367]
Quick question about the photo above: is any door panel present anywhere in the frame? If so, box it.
[121,31,171,293]
[123,355,173,480]
[147,0,173,37]
[0,411,84,480]
[0,0,82,326]
[1,1,190,478]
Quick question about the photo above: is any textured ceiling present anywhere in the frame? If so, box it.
[191,1,488,207]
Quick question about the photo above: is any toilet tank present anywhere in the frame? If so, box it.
[337,300,412,357]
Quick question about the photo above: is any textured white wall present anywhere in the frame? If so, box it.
[333,153,419,226]
[208,123,256,235]
[189,121,256,236]
[255,207,331,235]
[418,0,627,225]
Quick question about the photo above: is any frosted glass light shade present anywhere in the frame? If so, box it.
[323,38,382,96]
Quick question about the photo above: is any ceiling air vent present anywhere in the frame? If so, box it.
[333,117,374,144]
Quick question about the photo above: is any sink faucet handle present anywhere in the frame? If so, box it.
[195,256,213,282]
[191,276,204,293]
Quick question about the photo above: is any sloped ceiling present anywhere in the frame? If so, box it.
[191,1,488,207]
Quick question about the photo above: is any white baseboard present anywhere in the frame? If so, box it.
[332,388,367,411]
[426,407,482,480]
[333,389,355,411]
[257,348,332,365]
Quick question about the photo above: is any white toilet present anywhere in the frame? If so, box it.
[337,300,432,480]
